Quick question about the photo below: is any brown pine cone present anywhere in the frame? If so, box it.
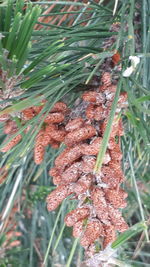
[64,124,96,146]
[46,184,72,212]
[55,146,83,167]
[1,133,22,152]
[44,112,65,123]
[73,174,93,195]
[50,102,68,113]
[91,187,109,223]
[108,205,128,232]
[80,219,104,248]
[34,130,45,164]
[82,91,105,104]
[65,117,84,132]
[73,220,84,238]
[61,162,82,184]
[103,224,116,248]
[104,188,127,209]
[101,72,112,87]
[22,107,35,120]
[3,120,17,134]
[65,207,90,227]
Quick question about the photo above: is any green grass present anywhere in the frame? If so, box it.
[0,0,150,266]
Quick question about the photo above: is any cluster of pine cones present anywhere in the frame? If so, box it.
[22,101,69,164]
[0,100,69,165]
[46,72,128,253]
[1,71,128,253]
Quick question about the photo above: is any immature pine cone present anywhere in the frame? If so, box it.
[46,71,128,252]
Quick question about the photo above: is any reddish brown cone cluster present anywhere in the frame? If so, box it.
[46,72,128,252]
[0,101,69,164]
[32,101,69,164]
[0,119,22,152]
